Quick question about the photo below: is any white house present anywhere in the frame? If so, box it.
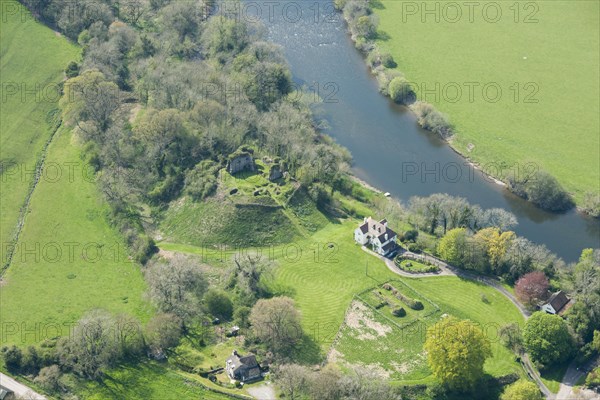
[540,291,571,315]
[354,217,398,257]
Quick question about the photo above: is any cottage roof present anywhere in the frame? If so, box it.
[357,217,397,241]
[545,291,570,313]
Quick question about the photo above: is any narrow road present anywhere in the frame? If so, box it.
[363,247,551,397]
[557,357,599,400]
[0,372,46,399]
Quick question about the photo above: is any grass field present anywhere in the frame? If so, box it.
[331,275,525,382]
[0,0,79,264]
[374,0,600,202]
[161,211,526,381]
[0,128,152,346]
[70,361,232,400]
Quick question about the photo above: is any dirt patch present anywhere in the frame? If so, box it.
[345,301,391,338]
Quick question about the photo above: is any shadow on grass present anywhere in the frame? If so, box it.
[287,334,325,365]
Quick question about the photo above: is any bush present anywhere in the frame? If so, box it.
[410,101,453,139]
[1,345,23,372]
[65,61,80,78]
[390,286,424,310]
[508,170,574,212]
[582,192,600,217]
[34,365,62,392]
[392,307,406,317]
[407,243,422,253]
[389,77,414,104]
[403,229,419,242]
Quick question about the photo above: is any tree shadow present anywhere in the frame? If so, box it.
[287,334,325,365]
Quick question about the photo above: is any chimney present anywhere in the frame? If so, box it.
[363,217,367,223]
[385,234,388,241]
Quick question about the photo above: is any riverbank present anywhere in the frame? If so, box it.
[334,0,599,218]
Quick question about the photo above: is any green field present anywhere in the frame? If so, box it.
[70,361,232,400]
[0,0,79,264]
[375,0,600,202]
[331,274,525,382]
[0,127,152,346]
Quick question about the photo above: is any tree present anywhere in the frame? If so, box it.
[1,345,23,372]
[274,364,309,400]
[523,312,574,366]
[480,208,518,231]
[515,271,549,306]
[204,289,233,320]
[249,296,302,353]
[424,316,492,391]
[499,323,523,354]
[388,77,413,104]
[144,255,208,324]
[508,170,574,212]
[227,254,273,303]
[437,228,469,266]
[144,314,182,355]
[473,227,515,274]
[501,380,542,400]
[34,365,62,392]
[571,249,600,341]
[60,69,121,134]
[56,310,119,379]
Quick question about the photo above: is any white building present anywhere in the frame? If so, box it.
[354,217,398,257]
[540,291,572,315]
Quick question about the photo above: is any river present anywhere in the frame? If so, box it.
[241,0,599,262]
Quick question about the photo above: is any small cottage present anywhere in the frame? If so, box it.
[225,350,261,382]
[540,291,572,315]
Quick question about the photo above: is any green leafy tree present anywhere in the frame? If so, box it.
[204,289,233,320]
[437,228,469,266]
[501,380,542,400]
[388,77,413,104]
[523,312,574,365]
[424,316,492,391]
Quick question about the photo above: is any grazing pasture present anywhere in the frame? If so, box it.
[0,129,152,346]
[0,0,79,264]
[375,0,600,202]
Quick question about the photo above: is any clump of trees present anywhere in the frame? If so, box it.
[144,254,208,327]
[410,101,453,139]
[424,316,492,392]
[274,363,402,400]
[508,170,574,212]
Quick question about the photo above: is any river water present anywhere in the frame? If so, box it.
[242,0,599,262]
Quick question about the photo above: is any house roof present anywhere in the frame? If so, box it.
[358,217,397,241]
[545,291,570,313]
[381,241,397,252]
[227,351,259,372]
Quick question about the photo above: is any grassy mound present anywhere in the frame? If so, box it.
[160,196,301,247]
